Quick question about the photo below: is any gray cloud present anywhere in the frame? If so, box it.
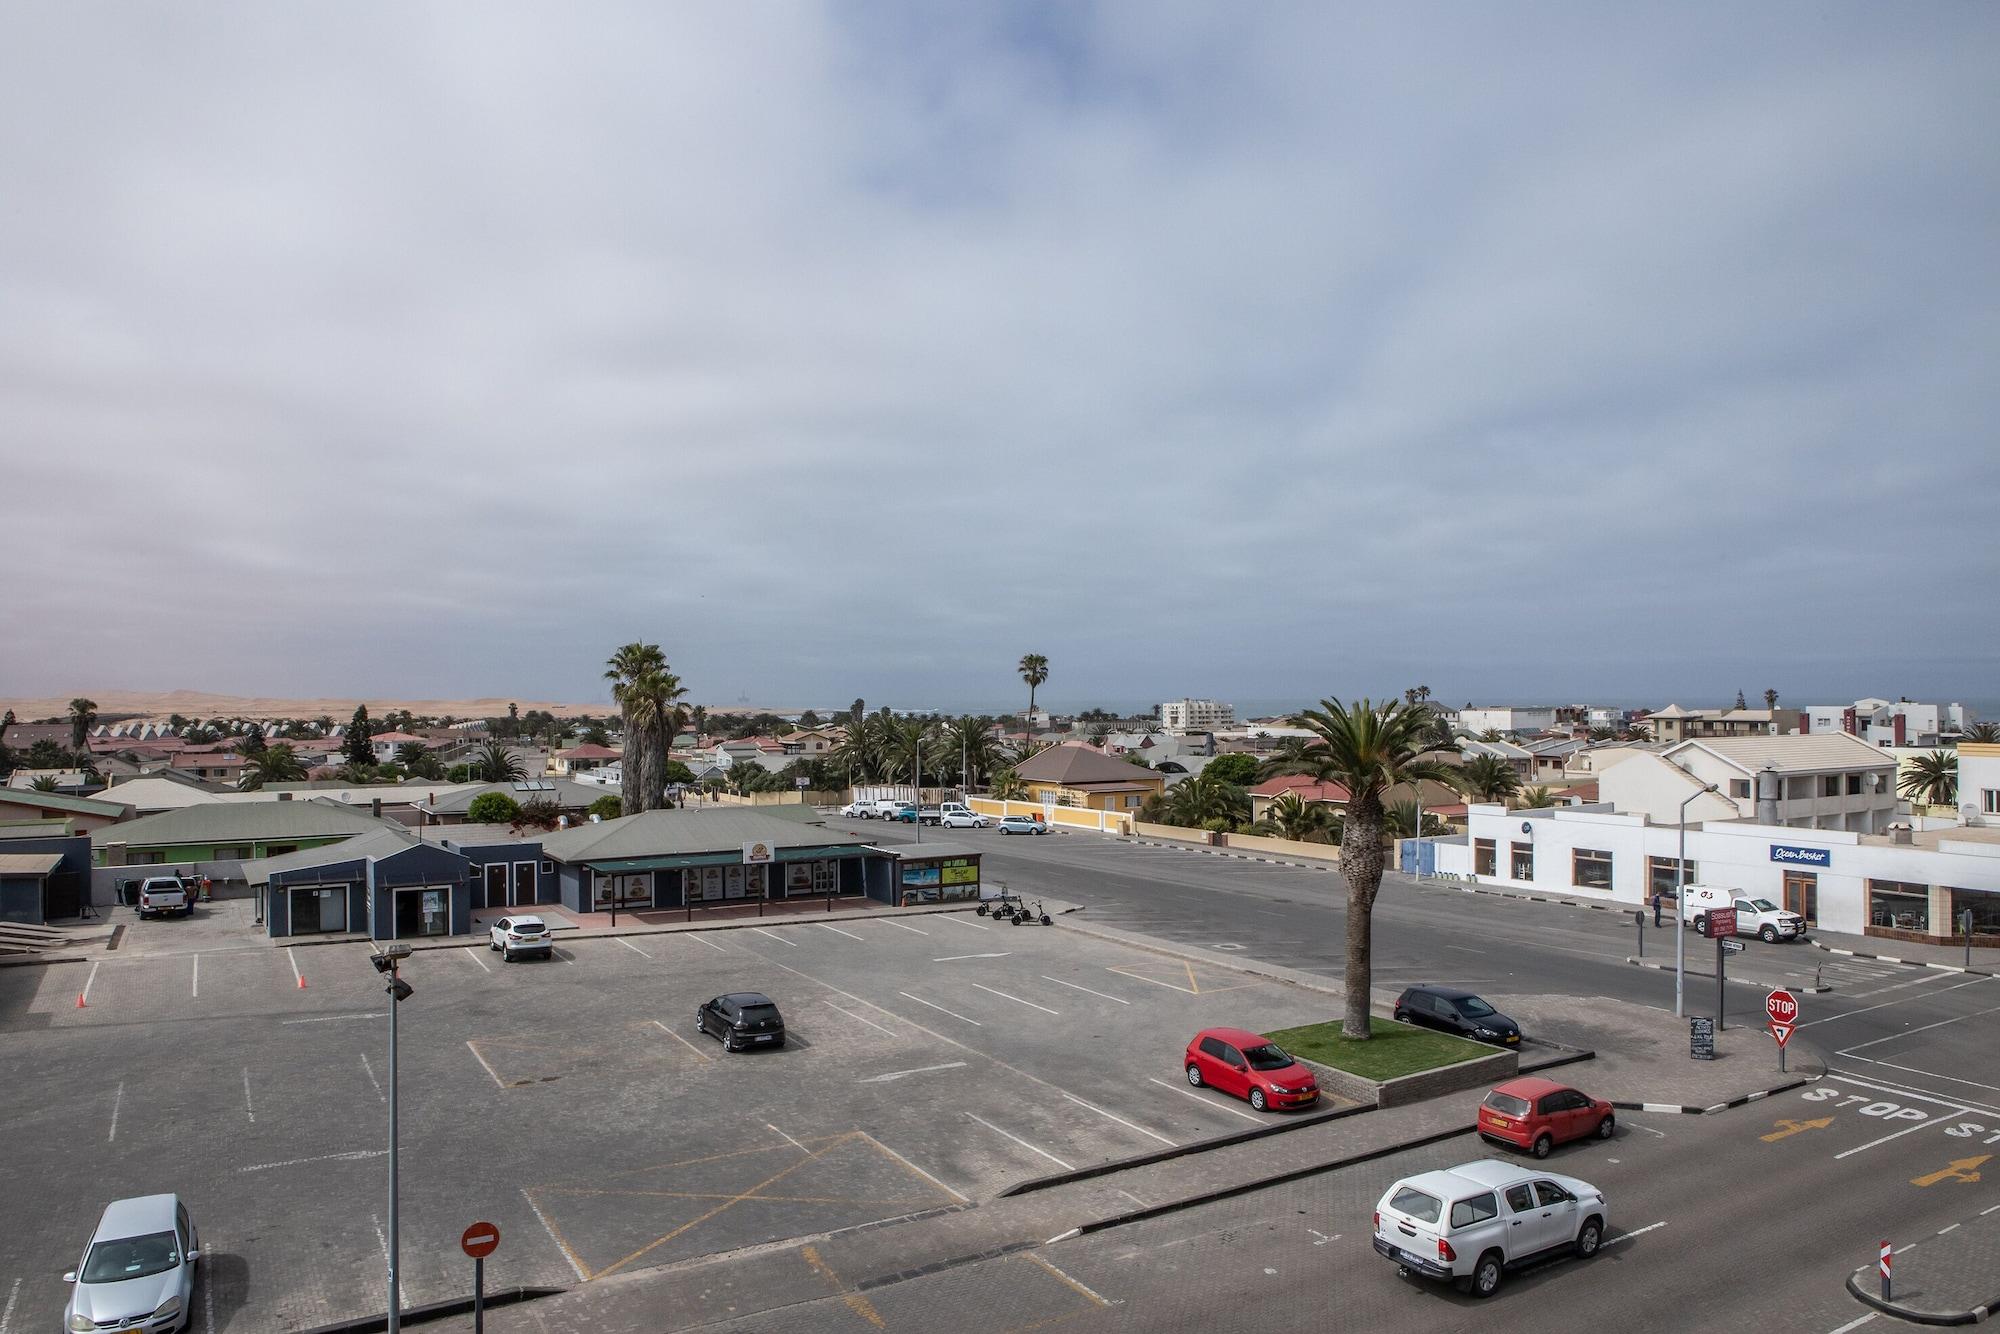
[3,3,1995,711]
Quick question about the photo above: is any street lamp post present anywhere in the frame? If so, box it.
[1675,783,1720,1017]
[372,943,415,1332]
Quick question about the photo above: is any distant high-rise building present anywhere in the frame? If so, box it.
[1158,699,1234,733]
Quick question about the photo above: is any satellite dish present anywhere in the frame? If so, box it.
[1963,804,1979,822]
[1520,821,1533,835]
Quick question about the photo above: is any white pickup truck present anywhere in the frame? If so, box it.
[1680,883,1807,943]
[136,876,195,920]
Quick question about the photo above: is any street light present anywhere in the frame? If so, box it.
[1675,783,1719,1017]
[371,943,414,1333]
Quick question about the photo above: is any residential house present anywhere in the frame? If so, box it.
[550,744,622,777]
[5,768,100,795]
[1960,743,2000,826]
[91,799,395,869]
[94,774,232,815]
[1011,743,1166,814]
[368,731,431,765]
[174,752,250,784]
[1,723,74,752]
[1799,699,1972,749]
[1248,774,1350,822]
[1597,734,1897,834]
[1643,705,1799,745]
[1458,706,1559,736]
[0,788,132,832]
[778,729,841,756]
[1454,737,1536,782]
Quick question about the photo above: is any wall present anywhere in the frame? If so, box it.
[1961,745,2000,824]
[967,796,1133,835]
[1218,831,1339,864]
[1132,820,1210,845]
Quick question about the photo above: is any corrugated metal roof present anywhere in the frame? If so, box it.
[0,787,131,817]
[242,826,427,884]
[537,808,865,864]
[93,799,395,848]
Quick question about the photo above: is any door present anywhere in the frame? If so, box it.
[1527,1180,1578,1253]
[512,861,537,906]
[1784,872,1818,924]
[1732,900,1759,936]
[484,865,507,910]
[1500,1183,1538,1254]
[319,888,347,933]
[1206,1040,1247,1095]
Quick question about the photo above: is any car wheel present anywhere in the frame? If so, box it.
[1575,1217,1603,1259]
[1596,1114,1616,1140]
[1471,1252,1504,1298]
[1393,1008,1408,1023]
[1186,1063,1204,1088]
[1531,1133,1553,1159]
[1760,925,1778,943]
[1694,914,1710,937]
[724,1031,739,1053]
[502,949,513,963]
[1249,1088,1268,1112]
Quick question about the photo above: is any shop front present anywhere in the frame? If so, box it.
[885,843,984,906]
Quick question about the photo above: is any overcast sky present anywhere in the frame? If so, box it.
[4,4,1995,713]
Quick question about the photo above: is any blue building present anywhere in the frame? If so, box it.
[244,827,473,940]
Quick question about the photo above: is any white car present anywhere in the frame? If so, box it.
[997,815,1049,835]
[840,800,872,818]
[940,811,989,829]
[64,1194,200,1333]
[488,915,554,962]
[1373,1160,1607,1298]
[1681,883,1807,942]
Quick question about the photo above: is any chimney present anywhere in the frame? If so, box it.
[372,798,383,818]
[1755,766,1783,825]
[1891,826,1913,845]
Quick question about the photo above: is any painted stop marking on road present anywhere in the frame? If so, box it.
[1766,989,1799,1025]
[461,1222,500,1259]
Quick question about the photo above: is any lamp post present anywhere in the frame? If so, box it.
[1675,783,1719,1017]
[371,943,415,1332]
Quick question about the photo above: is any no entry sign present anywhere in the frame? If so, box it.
[461,1222,500,1259]
[1766,989,1799,1026]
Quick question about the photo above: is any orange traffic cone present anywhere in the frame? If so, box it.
[75,993,86,1008]
[297,975,307,989]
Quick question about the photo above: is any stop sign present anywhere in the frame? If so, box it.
[1766,989,1799,1026]
[461,1222,500,1259]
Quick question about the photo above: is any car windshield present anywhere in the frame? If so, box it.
[739,1005,780,1023]
[1482,1091,1531,1117]
[1750,899,1778,912]
[1388,1187,1441,1224]
[1243,1043,1292,1071]
[1455,996,1497,1018]
[81,1232,180,1283]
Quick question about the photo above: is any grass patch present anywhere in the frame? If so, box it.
[1264,1019,1492,1083]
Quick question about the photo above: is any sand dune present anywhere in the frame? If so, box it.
[0,688,614,723]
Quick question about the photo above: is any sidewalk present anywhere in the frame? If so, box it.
[1809,926,1998,975]
[1845,1204,2000,1325]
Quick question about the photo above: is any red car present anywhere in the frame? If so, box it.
[1477,1077,1615,1158]
[1184,1027,1320,1112]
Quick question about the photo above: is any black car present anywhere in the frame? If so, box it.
[1393,985,1522,1047]
[696,992,787,1052]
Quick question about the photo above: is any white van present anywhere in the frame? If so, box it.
[1679,883,1807,943]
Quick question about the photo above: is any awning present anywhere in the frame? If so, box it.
[585,844,874,873]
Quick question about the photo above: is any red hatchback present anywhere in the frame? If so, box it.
[1477,1077,1616,1158]
[1185,1027,1320,1112]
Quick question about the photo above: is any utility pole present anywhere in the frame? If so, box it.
[1675,781,1720,1017]
[372,944,414,1332]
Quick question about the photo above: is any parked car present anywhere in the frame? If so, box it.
[136,876,194,920]
[940,810,989,829]
[840,800,872,818]
[488,915,554,962]
[1477,1077,1615,1158]
[890,805,919,823]
[1184,1027,1320,1112]
[63,1193,201,1333]
[697,992,787,1052]
[866,799,906,819]
[1681,884,1807,942]
[1393,985,1522,1046]
[997,815,1048,835]
[1373,1160,1607,1298]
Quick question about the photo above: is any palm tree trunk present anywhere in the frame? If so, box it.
[1341,794,1386,1039]
[643,716,668,813]
[620,707,645,814]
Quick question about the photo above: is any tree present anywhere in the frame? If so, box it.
[1458,754,1521,803]
[473,740,524,783]
[1735,689,1748,710]
[337,761,376,784]
[29,774,60,792]
[1764,689,1779,712]
[1384,800,1446,838]
[467,792,522,823]
[1515,785,1560,809]
[345,706,374,768]
[728,760,782,795]
[3,707,17,727]
[1018,653,1049,721]
[397,742,444,780]
[1478,728,1503,742]
[800,709,820,728]
[1257,737,1320,781]
[605,642,686,815]
[1296,698,1460,1039]
[1159,772,1251,829]
[940,714,1006,789]
[582,723,612,748]
[663,759,697,787]
[1624,722,1653,741]
[1083,721,1113,748]
[26,739,68,769]
[0,740,13,778]
[242,744,307,790]
[589,794,623,820]
[692,705,710,738]
[1965,722,2000,744]
[315,715,335,737]
[1898,751,1958,806]
[1256,791,1338,844]
[240,723,267,756]
[68,697,98,752]
[1203,752,1261,786]
[514,798,563,830]
[989,768,1028,800]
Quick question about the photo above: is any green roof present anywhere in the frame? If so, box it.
[538,808,865,865]
[92,799,394,849]
[0,788,131,819]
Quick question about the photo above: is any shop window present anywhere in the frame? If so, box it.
[1868,880,1930,933]
[1572,849,1613,890]
[1647,857,1695,898]
[1473,839,1496,877]
[1949,890,2000,937]
[1510,842,1534,881]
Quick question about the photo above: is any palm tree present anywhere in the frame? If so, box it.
[1296,698,1461,1039]
[940,714,1005,789]
[30,774,61,792]
[68,698,98,752]
[989,768,1029,801]
[242,744,307,790]
[605,642,686,814]
[1457,754,1521,803]
[1478,728,1503,743]
[1763,689,1780,712]
[1257,791,1337,843]
[1018,653,1049,722]
[1384,800,1441,839]
[474,739,524,783]
[1898,751,1958,806]
[1587,727,1615,741]
[878,715,937,796]
[1161,771,1252,830]
[1083,721,1113,748]
[1624,722,1653,741]
[1964,722,2000,744]
[1515,785,1559,809]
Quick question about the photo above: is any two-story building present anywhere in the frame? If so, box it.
[1598,734,1897,835]
[1642,705,1798,744]
[1799,699,1973,749]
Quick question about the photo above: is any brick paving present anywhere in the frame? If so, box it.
[1847,1204,2000,1323]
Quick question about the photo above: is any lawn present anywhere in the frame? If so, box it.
[1263,1018,1491,1082]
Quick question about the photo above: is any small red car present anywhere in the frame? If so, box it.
[1477,1077,1615,1158]
[1184,1027,1319,1112]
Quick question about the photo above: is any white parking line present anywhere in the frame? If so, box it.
[940,914,992,930]
[821,923,867,942]
[467,1040,509,1089]
[651,1017,714,1062]
[1822,1311,1876,1334]
[1,1277,20,1334]
[525,1187,589,1282]
[1063,1093,1175,1146]
[108,1081,123,1142]
[899,991,982,1026]
[617,937,654,959]
[1148,1076,1261,1122]
[687,932,729,952]
[768,1122,809,1153]
[81,960,100,1005]
[464,946,493,972]
[372,1213,408,1309]
[1023,1252,1113,1308]
[1042,975,1131,1005]
[883,919,930,935]
[966,1111,1074,1171]
[752,927,798,947]
[860,1062,969,1084]
[287,947,303,988]
[872,1139,970,1204]
[935,953,1011,962]
[361,1053,385,1101]
[241,1068,256,1123]
[238,1149,388,1173]
[971,982,1060,1016]
[282,1012,384,1024]
[1834,1107,1966,1160]
[191,954,199,998]
[1601,1219,1667,1248]
[553,948,576,965]
[823,999,897,1037]
[1837,998,2000,1052]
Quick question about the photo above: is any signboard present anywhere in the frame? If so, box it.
[742,841,774,866]
[1689,1016,1716,1060]
[1768,1020,1795,1048]
[1720,938,1746,955]
[941,863,978,886]
[901,865,941,887]
[1766,989,1799,1026]
[1770,844,1832,868]
[794,777,810,789]
[1707,907,1738,939]
[461,1222,500,1259]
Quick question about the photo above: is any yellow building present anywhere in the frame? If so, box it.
[1013,743,1166,813]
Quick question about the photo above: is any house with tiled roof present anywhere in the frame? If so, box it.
[1011,743,1165,814]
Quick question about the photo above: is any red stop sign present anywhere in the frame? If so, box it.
[461,1222,500,1259]
[1766,989,1799,1026]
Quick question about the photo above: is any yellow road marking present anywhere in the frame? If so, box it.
[1913,1155,1990,1187]
[1022,1252,1112,1307]
[801,1244,886,1328]
[1184,960,1200,996]
[1759,1117,1833,1142]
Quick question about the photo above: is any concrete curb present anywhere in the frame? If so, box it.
[1609,1077,1815,1116]
[1811,940,1995,979]
[296,1285,563,1333]
[1056,914,1361,1003]
[1845,1269,2000,1326]
[1129,837,1339,873]
[1624,955,1833,993]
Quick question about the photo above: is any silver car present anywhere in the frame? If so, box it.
[64,1194,200,1332]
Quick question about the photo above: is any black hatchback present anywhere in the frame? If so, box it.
[1393,985,1522,1046]
[697,992,787,1052]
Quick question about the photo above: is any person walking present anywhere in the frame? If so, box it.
[1651,891,1663,928]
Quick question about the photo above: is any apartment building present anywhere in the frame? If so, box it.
[1642,704,1799,744]
[1158,699,1235,733]
[1799,698,1972,748]
[1597,733,1897,834]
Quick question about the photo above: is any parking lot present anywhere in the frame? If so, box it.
[0,911,1353,1330]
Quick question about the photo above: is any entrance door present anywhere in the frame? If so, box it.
[319,888,347,933]
[484,865,508,910]
[512,862,537,905]
[395,887,450,937]
[1784,872,1818,925]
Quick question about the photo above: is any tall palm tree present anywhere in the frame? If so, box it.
[1964,722,2000,744]
[1515,785,1559,809]
[940,714,1005,789]
[605,642,686,814]
[832,725,883,787]
[1898,751,1958,806]
[878,715,937,795]
[989,768,1029,801]
[1763,689,1780,712]
[241,744,307,791]
[68,698,98,752]
[1458,754,1521,803]
[1018,653,1049,722]
[474,739,524,783]
[1296,698,1460,1039]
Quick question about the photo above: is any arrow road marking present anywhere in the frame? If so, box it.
[1760,1117,1833,1142]
[859,1062,969,1084]
[933,953,1011,962]
[1911,1155,1990,1187]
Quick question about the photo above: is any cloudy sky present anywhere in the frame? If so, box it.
[4,4,1995,713]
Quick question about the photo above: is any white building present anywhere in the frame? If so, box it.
[1458,706,1558,736]
[1962,743,2000,825]
[1598,734,1897,835]
[1799,699,1973,749]
[1158,699,1235,733]
[1435,803,2000,944]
